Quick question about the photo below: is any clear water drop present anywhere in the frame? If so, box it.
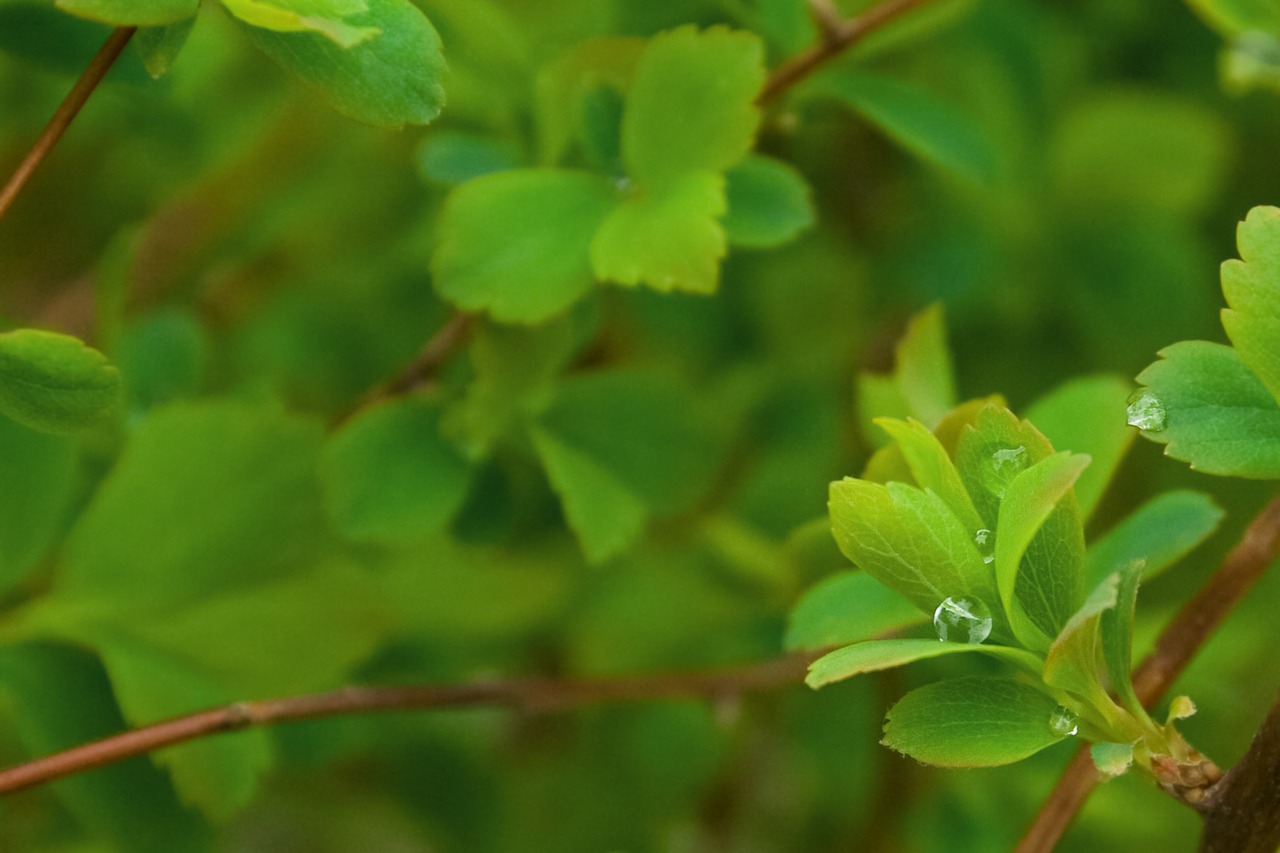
[1049,707,1079,737]
[980,444,1029,498]
[974,528,995,564]
[1126,389,1167,432]
[933,596,993,644]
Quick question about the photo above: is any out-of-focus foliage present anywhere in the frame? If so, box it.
[1,0,1279,850]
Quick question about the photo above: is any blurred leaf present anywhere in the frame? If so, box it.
[1133,341,1280,478]
[239,0,446,127]
[1085,491,1223,588]
[0,415,74,595]
[221,0,378,47]
[722,155,815,248]
[433,169,617,322]
[881,676,1068,767]
[807,638,1041,688]
[785,570,925,651]
[1026,375,1135,522]
[1186,0,1280,35]
[590,171,727,293]
[322,397,471,545]
[133,18,194,77]
[815,70,998,184]
[533,36,646,166]
[621,25,764,191]
[1221,206,1280,403]
[416,130,522,186]
[0,329,121,434]
[895,303,957,429]
[0,5,147,79]
[56,0,196,26]
[115,309,207,411]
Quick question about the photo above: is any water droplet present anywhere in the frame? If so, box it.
[1049,707,1079,737]
[933,596,993,644]
[1126,389,1166,432]
[974,528,995,564]
[980,444,1028,498]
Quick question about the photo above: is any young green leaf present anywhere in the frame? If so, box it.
[1133,340,1280,478]
[0,416,75,595]
[807,638,1042,689]
[322,397,471,545]
[873,417,984,532]
[722,155,815,248]
[813,70,998,185]
[1026,375,1136,521]
[56,0,196,26]
[620,25,764,191]
[1100,560,1144,717]
[133,18,195,77]
[1221,206,1280,404]
[829,478,1007,637]
[895,303,957,429]
[434,170,617,323]
[238,0,446,127]
[882,677,1069,767]
[1092,741,1136,777]
[1084,490,1223,588]
[222,0,378,48]
[0,328,121,434]
[994,451,1090,648]
[590,171,727,293]
[954,405,1054,527]
[1043,573,1118,698]
[785,571,925,652]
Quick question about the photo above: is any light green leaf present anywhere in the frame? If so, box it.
[56,0,196,26]
[874,417,984,532]
[954,405,1054,527]
[807,638,1041,688]
[1221,206,1280,403]
[1092,741,1136,777]
[1100,560,1145,717]
[0,415,75,594]
[0,328,121,434]
[621,25,764,190]
[895,303,957,429]
[322,397,471,545]
[1026,375,1136,521]
[590,171,727,294]
[133,19,195,77]
[994,452,1090,648]
[882,677,1068,767]
[1085,490,1223,588]
[222,0,378,47]
[530,426,647,563]
[828,478,1007,638]
[1043,574,1118,697]
[815,70,998,184]
[1186,0,1280,36]
[239,0,446,127]
[434,169,617,323]
[785,571,925,652]
[1133,340,1280,478]
[722,155,815,248]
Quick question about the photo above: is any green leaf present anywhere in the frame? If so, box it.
[722,155,815,248]
[1085,490,1223,588]
[0,328,121,434]
[1091,741,1135,777]
[239,0,446,127]
[815,70,998,184]
[785,571,925,652]
[895,303,957,429]
[322,397,471,545]
[1133,340,1280,478]
[1100,560,1144,717]
[590,171,726,293]
[828,478,1007,637]
[1186,0,1280,38]
[433,169,617,323]
[0,415,75,594]
[807,638,1042,688]
[115,309,207,411]
[995,451,1090,648]
[874,417,984,532]
[0,5,143,81]
[416,131,522,186]
[56,0,196,26]
[1043,573,1118,698]
[222,0,378,47]
[621,25,764,191]
[882,677,1068,767]
[1221,206,1280,403]
[1026,375,1136,521]
[133,19,195,77]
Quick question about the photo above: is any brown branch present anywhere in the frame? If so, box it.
[757,0,932,105]
[1017,492,1280,853]
[1200,689,1280,852]
[0,27,137,223]
[0,653,810,797]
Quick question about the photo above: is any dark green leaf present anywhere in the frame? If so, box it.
[133,19,195,77]
[0,415,75,594]
[115,309,207,411]
[416,131,522,186]
[0,328,121,434]
[1221,206,1280,403]
[785,571,925,652]
[1085,490,1223,588]
[882,677,1068,767]
[722,155,814,248]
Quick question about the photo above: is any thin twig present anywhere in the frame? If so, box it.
[0,27,137,222]
[1017,492,1280,853]
[1200,689,1280,852]
[757,0,932,105]
[0,653,811,796]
